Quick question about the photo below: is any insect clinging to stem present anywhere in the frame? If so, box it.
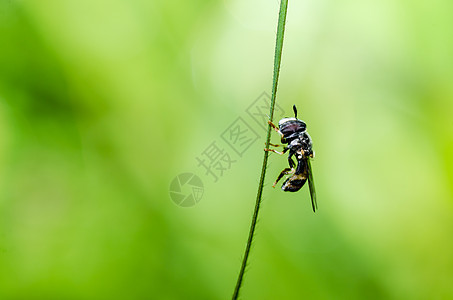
[264,105,317,212]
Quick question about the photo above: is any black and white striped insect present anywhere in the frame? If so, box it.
[265,105,317,212]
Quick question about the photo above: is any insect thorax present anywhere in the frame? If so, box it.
[288,132,313,157]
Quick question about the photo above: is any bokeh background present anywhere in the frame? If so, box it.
[1,0,453,299]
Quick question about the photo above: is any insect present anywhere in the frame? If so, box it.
[264,105,318,212]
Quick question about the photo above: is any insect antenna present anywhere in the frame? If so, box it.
[293,105,297,118]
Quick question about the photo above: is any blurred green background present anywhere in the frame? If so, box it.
[1,0,453,299]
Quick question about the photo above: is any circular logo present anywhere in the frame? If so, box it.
[169,173,204,207]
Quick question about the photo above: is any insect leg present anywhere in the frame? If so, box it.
[267,120,279,131]
[273,167,294,188]
[269,143,282,147]
[264,147,289,155]
[264,149,284,155]
[287,151,296,168]
[263,142,283,147]
[268,120,284,138]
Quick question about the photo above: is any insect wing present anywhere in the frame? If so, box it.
[306,158,317,212]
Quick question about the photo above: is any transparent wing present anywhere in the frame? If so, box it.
[306,158,317,212]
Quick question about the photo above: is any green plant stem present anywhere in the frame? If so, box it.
[232,1,288,299]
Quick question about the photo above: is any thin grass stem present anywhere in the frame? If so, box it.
[232,1,288,299]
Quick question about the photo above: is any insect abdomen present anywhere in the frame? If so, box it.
[281,174,307,192]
